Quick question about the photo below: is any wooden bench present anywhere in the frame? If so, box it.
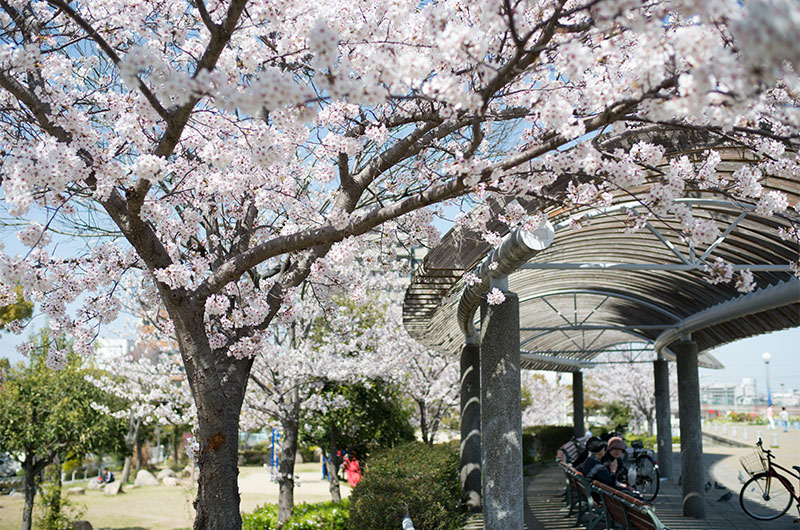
[559,463,604,529]
[592,480,671,530]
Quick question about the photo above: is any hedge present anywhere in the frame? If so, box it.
[243,500,349,530]
[348,441,464,529]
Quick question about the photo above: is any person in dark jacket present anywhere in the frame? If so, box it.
[572,435,601,469]
[578,438,616,488]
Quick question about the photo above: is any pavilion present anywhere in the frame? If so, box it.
[402,127,800,528]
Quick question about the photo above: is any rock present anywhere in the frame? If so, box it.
[312,447,323,463]
[86,479,102,490]
[162,476,180,487]
[181,464,193,478]
[104,481,122,496]
[295,453,304,464]
[72,521,93,530]
[10,491,24,498]
[134,469,159,487]
[156,468,176,480]
[66,487,85,495]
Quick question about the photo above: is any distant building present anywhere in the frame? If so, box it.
[701,382,736,406]
[735,377,758,405]
[94,337,131,367]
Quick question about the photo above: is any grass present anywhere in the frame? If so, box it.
[0,463,346,529]
[0,481,197,530]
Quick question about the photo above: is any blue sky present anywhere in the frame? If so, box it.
[700,327,800,392]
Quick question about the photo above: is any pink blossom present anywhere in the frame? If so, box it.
[486,288,506,306]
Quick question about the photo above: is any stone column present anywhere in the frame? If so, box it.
[572,371,585,438]
[460,342,481,512]
[480,292,523,530]
[653,358,673,480]
[675,340,705,518]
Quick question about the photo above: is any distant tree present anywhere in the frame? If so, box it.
[87,353,194,489]
[300,379,415,503]
[587,352,678,435]
[0,285,32,331]
[520,372,571,427]
[0,331,124,530]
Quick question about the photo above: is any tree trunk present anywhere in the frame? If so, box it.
[22,455,37,530]
[172,426,180,466]
[21,451,49,530]
[326,425,342,503]
[277,388,301,525]
[136,436,144,472]
[120,456,132,488]
[120,416,141,490]
[417,400,429,445]
[192,379,248,529]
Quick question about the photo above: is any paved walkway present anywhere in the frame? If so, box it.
[465,436,800,529]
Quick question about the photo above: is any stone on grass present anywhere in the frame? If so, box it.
[104,481,122,496]
[162,476,180,487]
[66,487,85,495]
[157,468,176,480]
[134,469,159,487]
[86,480,102,490]
[181,464,193,477]
[72,521,93,530]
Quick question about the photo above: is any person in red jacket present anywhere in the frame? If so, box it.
[343,454,362,487]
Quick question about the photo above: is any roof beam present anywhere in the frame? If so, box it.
[519,263,793,271]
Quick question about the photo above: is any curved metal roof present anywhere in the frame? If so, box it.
[403,127,800,371]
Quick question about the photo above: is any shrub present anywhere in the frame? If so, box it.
[348,441,464,530]
[243,500,349,530]
[523,425,574,461]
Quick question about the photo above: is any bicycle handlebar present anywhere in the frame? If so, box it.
[756,437,773,458]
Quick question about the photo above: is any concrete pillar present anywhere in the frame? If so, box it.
[460,342,481,512]
[675,340,705,518]
[572,371,585,438]
[480,292,523,529]
[653,358,673,480]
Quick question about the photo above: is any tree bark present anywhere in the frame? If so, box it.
[136,436,144,472]
[192,376,248,530]
[326,425,342,503]
[21,451,49,530]
[277,388,301,525]
[167,300,253,530]
[22,456,37,530]
[172,426,180,467]
[119,416,141,490]
[417,400,429,445]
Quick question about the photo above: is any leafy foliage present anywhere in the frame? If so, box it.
[0,285,33,330]
[0,331,125,527]
[301,379,415,459]
[243,500,350,530]
[348,441,464,530]
[523,425,575,462]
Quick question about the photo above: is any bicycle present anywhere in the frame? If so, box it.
[738,438,800,520]
[624,440,660,502]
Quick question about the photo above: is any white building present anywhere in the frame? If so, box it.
[94,337,131,367]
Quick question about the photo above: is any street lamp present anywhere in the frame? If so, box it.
[762,352,772,406]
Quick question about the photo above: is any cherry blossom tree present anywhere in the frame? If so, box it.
[586,350,678,435]
[242,284,408,520]
[87,352,195,489]
[1,1,799,527]
[520,371,571,427]
[391,314,460,445]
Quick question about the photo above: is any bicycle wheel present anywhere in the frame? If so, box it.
[739,472,793,520]
[634,454,660,502]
